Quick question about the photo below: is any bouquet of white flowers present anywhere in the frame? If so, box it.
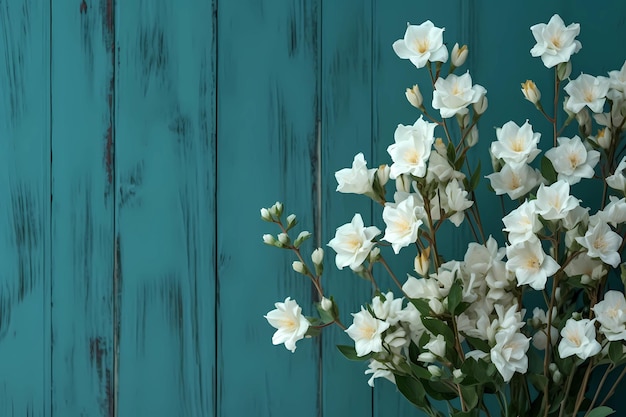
[262,14,626,417]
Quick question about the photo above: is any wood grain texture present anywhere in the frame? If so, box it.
[115,1,217,416]
[0,1,51,416]
[217,1,322,416]
[50,1,115,416]
[319,0,376,415]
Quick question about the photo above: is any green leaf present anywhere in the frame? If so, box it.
[410,363,434,380]
[421,317,454,344]
[447,281,463,315]
[459,385,478,410]
[469,160,482,191]
[336,345,372,361]
[586,406,615,417]
[609,341,623,364]
[528,374,548,392]
[395,374,427,407]
[540,156,557,184]
[410,298,432,316]
[447,141,456,163]
[463,335,490,353]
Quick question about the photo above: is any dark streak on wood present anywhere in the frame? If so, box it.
[80,0,87,14]
[10,184,40,301]
[104,0,115,186]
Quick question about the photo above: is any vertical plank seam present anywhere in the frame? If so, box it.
[47,0,53,415]
[316,1,323,417]
[110,0,119,415]
[214,0,220,416]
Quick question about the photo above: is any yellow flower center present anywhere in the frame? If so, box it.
[551,36,562,49]
[584,89,594,103]
[593,236,608,251]
[279,317,297,332]
[526,256,540,271]
[511,138,524,152]
[569,332,582,347]
[509,173,521,189]
[415,38,430,54]
[405,149,421,164]
[568,153,581,169]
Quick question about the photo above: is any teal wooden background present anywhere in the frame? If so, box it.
[0,1,624,416]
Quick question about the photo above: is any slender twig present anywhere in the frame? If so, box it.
[599,365,626,407]
[584,364,614,416]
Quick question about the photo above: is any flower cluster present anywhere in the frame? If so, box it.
[262,14,626,417]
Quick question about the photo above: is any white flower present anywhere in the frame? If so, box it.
[432,72,487,118]
[490,121,541,168]
[328,214,381,270]
[564,73,610,113]
[563,252,606,284]
[387,117,437,179]
[335,153,377,194]
[530,14,582,68]
[365,359,395,387]
[502,200,542,245]
[486,163,541,200]
[427,151,462,183]
[589,127,611,150]
[558,318,601,360]
[534,180,580,221]
[545,136,600,185]
[372,292,404,325]
[575,222,623,268]
[608,60,626,102]
[346,308,390,356]
[444,179,474,226]
[403,276,444,315]
[606,156,626,193]
[423,334,446,358]
[382,197,425,254]
[601,196,626,227]
[392,20,448,68]
[593,291,626,341]
[506,238,560,290]
[265,297,310,352]
[490,328,530,382]
[531,308,559,350]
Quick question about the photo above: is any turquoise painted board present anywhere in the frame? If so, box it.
[0,1,51,416]
[51,1,115,415]
[217,1,322,416]
[115,1,216,416]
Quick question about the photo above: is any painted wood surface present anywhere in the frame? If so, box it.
[1,1,626,416]
[0,1,50,416]
[51,1,115,416]
[115,1,216,416]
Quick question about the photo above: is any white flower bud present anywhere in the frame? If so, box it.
[292,261,306,274]
[278,233,289,244]
[467,126,479,147]
[286,214,296,225]
[548,363,558,373]
[376,164,390,186]
[590,127,611,150]
[563,97,575,117]
[451,43,468,67]
[294,231,311,247]
[557,61,572,81]
[414,247,431,276]
[552,369,563,384]
[263,234,276,245]
[521,80,541,105]
[369,246,381,262]
[427,365,442,377]
[417,352,436,363]
[320,297,333,311]
[396,175,411,193]
[405,84,423,109]
[473,95,488,115]
[434,137,447,156]
[311,248,324,265]
[260,208,272,221]
[452,369,464,380]
[270,201,283,217]
[576,109,591,137]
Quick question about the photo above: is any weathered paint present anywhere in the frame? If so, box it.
[217,1,322,416]
[115,0,216,416]
[50,1,115,416]
[0,1,50,416]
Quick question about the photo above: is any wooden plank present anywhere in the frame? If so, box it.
[115,1,217,416]
[0,1,51,416]
[217,1,322,416]
[319,0,376,416]
[50,1,115,416]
